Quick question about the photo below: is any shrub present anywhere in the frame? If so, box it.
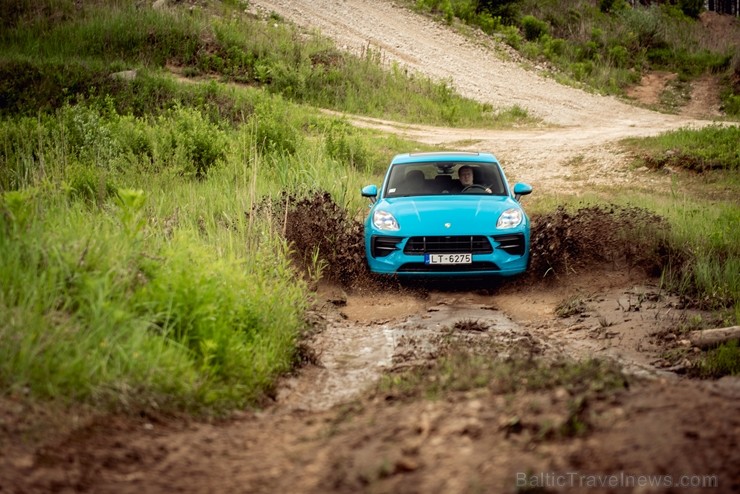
[721,94,740,116]
[475,11,502,34]
[543,36,567,59]
[521,14,549,41]
[608,45,629,68]
[678,0,704,19]
[501,25,523,49]
[249,98,302,156]
[64,164,117,205]
[170,106,228,178]
[619,5,664,51]
[572,61,594,81]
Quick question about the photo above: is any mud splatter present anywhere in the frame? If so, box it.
[281,191,370,286]
[529,205,669,279]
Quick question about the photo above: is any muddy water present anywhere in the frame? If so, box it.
[277,301,533,412]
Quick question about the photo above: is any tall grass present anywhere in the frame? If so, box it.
[0,149,311,412]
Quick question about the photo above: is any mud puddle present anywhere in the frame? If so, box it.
[278,289,541,412]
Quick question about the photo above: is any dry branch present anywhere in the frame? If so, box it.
[688,326,740,349]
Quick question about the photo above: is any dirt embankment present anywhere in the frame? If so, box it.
[1,2,739,494]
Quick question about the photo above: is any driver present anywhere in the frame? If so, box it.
[457,165,491,193]
[458,165,474,188]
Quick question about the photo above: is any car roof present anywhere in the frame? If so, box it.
[390,151,499,165]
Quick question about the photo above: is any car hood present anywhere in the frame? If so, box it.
[375,196,524,236]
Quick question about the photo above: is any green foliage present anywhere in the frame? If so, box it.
[1,1,524,128]
[170,106,228,178]
[698,341,740,378]
[678,0,704,18]
[632,125,740,172]
[521,14,548,41]
[617,126,740,308]
[65,164,117,205]
[722,94,740,116]
[475,0,521,23]
[599,0,628,14]
[607,44,629,68]
[500,24,523,49]
[324,121,378,173]
[0,183,308,411]
[135,233,305,406]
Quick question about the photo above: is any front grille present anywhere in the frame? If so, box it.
[493,234,525,256]
[371,235,403,258]
[403,236,493,255]
[398,261,500,273]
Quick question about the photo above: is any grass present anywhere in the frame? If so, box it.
[621,126,740,309]
[0,54,427,412]
[698,341,740,378]
[623,125,740,172]
[0,155,310,412]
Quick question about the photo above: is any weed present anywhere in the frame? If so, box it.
[696,340,740,378]
[555,295,588,318]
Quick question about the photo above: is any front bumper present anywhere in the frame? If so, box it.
[365,233,530,277]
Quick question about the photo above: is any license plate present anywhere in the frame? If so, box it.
[424,253,472,265]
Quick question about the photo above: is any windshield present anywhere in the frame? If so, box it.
[384,161,507,198]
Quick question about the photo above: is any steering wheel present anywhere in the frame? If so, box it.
[462,184,492,193]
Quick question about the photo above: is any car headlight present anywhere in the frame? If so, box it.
[496,208,523,229]
[373,210,400,231]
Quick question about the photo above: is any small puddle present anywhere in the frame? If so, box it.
[276,302,537,412]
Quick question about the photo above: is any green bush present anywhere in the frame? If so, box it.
[521,14,549,41]
[722,94,740,116]
[543,36,567,59]
[64,164,117,205]
[608,45,629,68]
[170,106,228,178]
[501,24,523,49]
[618,5,663,51]
[572,61,594,81]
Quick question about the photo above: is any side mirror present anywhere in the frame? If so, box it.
[513,183,533,201]
[361,184,378,204]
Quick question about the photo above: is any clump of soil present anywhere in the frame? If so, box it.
[528,205,669,279]
[281,191,370,286]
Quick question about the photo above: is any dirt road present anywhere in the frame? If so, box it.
[1,2,738,493]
